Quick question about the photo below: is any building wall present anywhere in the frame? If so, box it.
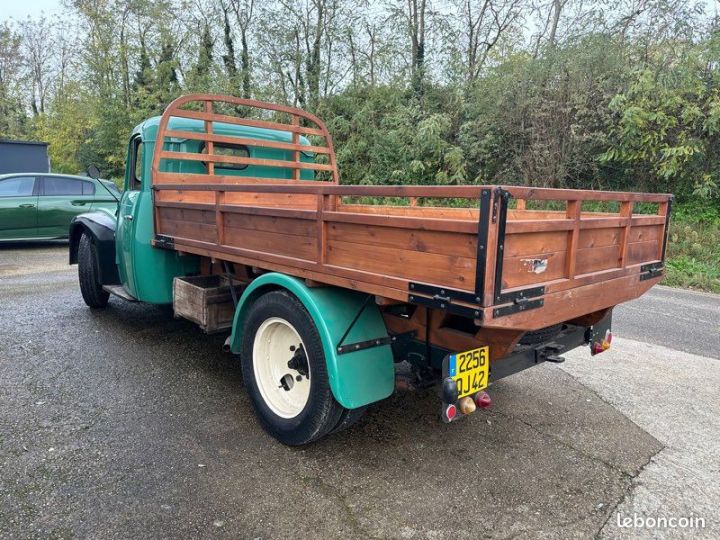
[0,141,50,174]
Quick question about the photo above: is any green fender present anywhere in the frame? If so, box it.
[228,273,395,409]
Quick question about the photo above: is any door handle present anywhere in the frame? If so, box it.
[71,201,87,206]
[18,204,35,208]
[123,215,134,221]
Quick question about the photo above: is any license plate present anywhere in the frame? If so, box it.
[448,347,489,398]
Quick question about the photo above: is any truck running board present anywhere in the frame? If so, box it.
[102,285,137,302]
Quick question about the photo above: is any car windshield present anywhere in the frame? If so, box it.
[100,180,122,197]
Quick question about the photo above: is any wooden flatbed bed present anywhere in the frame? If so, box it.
[150,95,672,359]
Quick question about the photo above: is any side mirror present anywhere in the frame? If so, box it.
[86,164,100,179]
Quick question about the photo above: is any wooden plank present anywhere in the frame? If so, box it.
[224,225,317,261]
[158,150,335,172]
[504,231,567,258]
[627,240,660,265]
[628,224,661,244]
[224,212,316,237]
[163,129,332,154]
[505,220,574,234]
[326,239,476,291]
[153,175,325,187]
[327,221,477,258]
[159,206,216,225]
[575,244,621,275]
[224,191,318,209]
[499,250,568,289]
[578,227,621,249]
[170,108,325,137]
[324,211,478,234]
[504,186,672,203]
[161,218,217,243]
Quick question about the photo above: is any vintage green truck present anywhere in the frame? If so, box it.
[69,94,672,445]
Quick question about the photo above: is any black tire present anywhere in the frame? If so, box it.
[241,290,343,446]
[331,406,367,434]
[78,232,109,309]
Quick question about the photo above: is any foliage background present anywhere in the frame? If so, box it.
[1,0,718,290]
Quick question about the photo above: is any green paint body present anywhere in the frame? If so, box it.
[229,273,395,409]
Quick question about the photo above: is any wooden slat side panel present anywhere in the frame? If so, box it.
[159,212,217,243]
[499,251,568,289]
[503,231,567,258]
[224,213,316,237]
[627,240,661,265]
[156,190,216,205]
[575,244,621,275]
[224,192,318,209]
[628,224,662,244]
[578,227,621,249]
[326,239,476,291]
[327,222,477,258]
[223,225,317,261]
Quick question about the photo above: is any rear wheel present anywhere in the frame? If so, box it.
[241,290,343,445]
[78,232,109,309]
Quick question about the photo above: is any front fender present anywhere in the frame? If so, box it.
[229,273,395,409]
[69,212,120,285]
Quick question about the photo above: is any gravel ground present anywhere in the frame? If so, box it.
[0,244,717,539]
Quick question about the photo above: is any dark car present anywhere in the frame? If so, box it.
[0,173,119,242]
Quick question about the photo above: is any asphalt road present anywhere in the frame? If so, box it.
[0,244,718,539]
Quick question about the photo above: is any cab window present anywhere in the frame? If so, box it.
[200,142,249,171]
[129,137,143,190]
[0,176,35,197]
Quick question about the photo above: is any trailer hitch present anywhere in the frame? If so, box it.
[535,342,566,364]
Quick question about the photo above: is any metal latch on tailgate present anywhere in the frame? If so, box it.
[492,286,545,318]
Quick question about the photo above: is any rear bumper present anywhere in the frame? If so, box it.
[489,314,611,383]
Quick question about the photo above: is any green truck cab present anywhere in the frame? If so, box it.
[69,94,669,446]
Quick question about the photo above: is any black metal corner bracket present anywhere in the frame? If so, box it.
[408,282,483,320]
[336,331,417,355]
[475,189,492,298]
[493,188,511,304]
[492,286,545,318]
[661,197,673,261]
[154,234,175,249]
[639,262,664,281]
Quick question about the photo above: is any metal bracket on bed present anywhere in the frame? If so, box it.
[408,283,483,320]
[153,234,175,250]
[492,286,545,318]
[336,331,417,355]
[639,262,664,281]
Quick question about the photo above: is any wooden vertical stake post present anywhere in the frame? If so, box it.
[565,200,581,279]
[291,115,300,181]
[618,201,634,267]
[205,101,224,245]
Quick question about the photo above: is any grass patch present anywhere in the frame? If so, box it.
[663,202,720,293]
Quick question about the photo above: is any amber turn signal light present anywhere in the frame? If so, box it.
[459,396,476,415]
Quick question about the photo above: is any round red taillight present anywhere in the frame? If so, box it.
[445,404,457,421]
[475,391,492,409]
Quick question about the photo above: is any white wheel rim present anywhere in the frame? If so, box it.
[253,317,311,419]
